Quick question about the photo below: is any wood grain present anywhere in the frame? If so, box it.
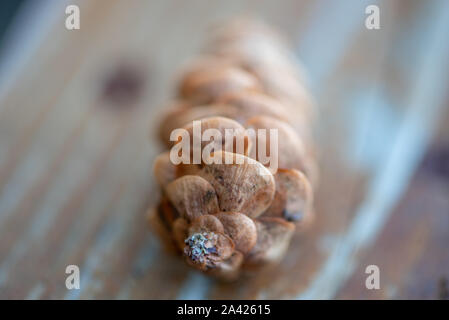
[0,0,448,299]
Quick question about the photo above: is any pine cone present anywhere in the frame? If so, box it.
[149,19,318,280]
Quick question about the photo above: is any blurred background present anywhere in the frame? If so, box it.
[0,0,448,299]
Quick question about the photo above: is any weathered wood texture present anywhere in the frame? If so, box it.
[0,0,448,299]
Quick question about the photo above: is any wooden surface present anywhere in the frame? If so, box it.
[0,0,448,299]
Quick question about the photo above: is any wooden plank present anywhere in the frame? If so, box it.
[0,0,447,299]
[337,107,449,299]
[298,0,449,299]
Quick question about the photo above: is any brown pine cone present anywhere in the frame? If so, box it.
[148,19,318,280]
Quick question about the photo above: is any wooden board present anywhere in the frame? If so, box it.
[0,0,448,299]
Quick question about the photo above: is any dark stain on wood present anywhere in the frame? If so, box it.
[102,62,147,107]
[420,144,449,182]
[438,277,449,300]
